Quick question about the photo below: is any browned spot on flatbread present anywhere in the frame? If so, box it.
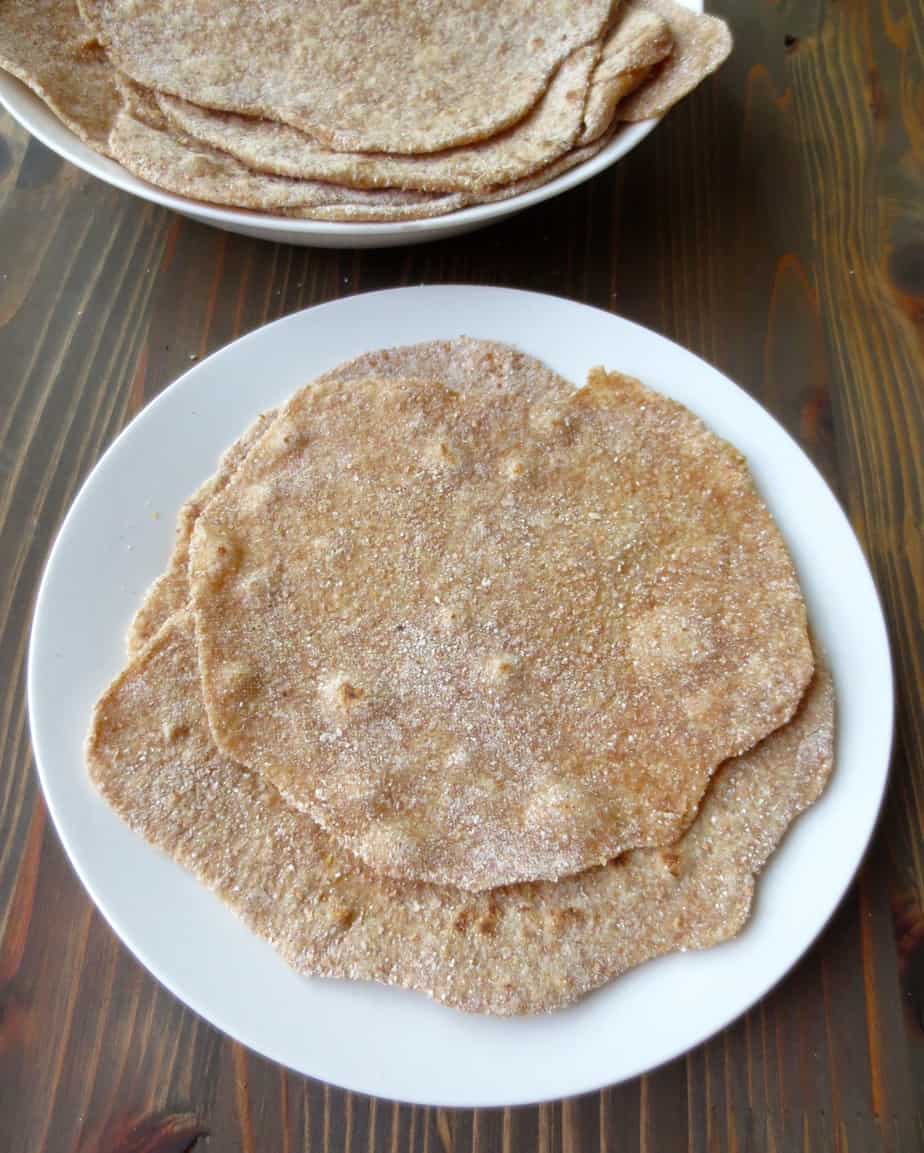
[129,339,577,654]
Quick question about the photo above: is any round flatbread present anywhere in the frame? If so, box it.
[188,362,813,889]
[87,610,834,1015]
[79,0,613,154]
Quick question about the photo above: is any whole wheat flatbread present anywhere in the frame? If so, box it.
[156,43,601,195]
[127,412,275,656]
[617,0,732,121]
[288,129,619,218]
[79,0,613,154]
[87,610,834,1015]
[127,339,578,654]
[108,107,468,220]
[110,70,615,221]
[0,0,119,150]
[188,365,813,890]
[2,0,732,222]
[154,10,669,197]
[578,4,673,145]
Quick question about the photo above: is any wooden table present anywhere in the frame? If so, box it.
[1,3,922,1150]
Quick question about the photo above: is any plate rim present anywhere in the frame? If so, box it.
[27,285,895,1107]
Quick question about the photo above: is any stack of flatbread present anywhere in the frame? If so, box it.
[1,0,731,221]
[87,340,834,1014]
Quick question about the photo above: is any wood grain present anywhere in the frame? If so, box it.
[1,1,922,1149]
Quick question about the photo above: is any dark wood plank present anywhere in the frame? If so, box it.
[1,0,922,1148]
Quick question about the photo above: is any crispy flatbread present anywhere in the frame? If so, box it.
[87,610,834,1015]
[617,0,732,121]
[188,364,813,890]
[79,0,613,154]
[0,0,119,150]
[127,339,576,653]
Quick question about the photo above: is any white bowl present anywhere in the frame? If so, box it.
[0,2,701,248]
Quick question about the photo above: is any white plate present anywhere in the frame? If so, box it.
[0,2,702,249]
[29,287,892,1107]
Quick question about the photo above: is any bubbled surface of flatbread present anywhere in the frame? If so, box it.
[79,0,613,154]
[87,611,834,1015]
[188,365,813,890]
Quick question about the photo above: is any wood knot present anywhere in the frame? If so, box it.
[889,242,924,300]
[79,1111,208,1153]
